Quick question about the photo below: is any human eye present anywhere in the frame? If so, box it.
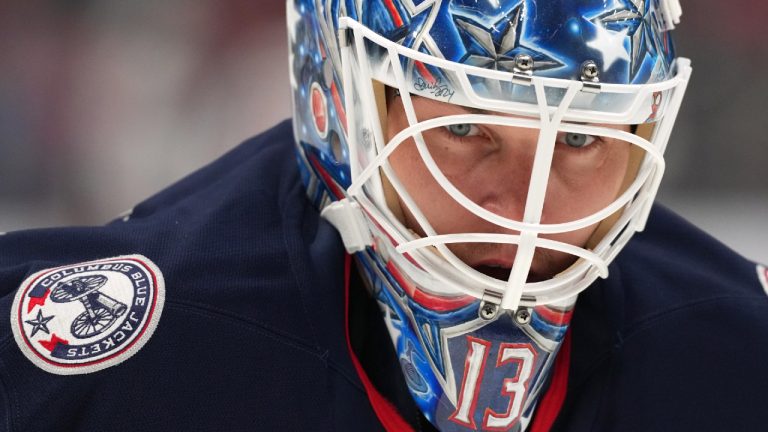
[444,123,481,138]
[558,132,597,148]
[428,122,495,159]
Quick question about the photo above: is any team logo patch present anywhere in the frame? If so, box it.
[10,255,165,375]
[758,265,768,296]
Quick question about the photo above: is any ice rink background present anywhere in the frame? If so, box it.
[0,1,765,264]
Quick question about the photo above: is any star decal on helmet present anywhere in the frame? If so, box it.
[586,22,631,71]
[590,0,664,80]
[351,0,438,45]
[453,2,563,73]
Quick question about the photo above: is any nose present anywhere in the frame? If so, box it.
[474,125,540,222]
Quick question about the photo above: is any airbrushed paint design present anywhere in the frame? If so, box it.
[289,0,675,207]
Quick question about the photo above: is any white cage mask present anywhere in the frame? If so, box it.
[321,17,692,312]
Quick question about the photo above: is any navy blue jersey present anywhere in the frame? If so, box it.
[1,120,767,431]
[554,207,768,431]
[1,121,383,431]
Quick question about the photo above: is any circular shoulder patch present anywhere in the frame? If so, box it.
[10,255,165,375]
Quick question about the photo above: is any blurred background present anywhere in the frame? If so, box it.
[0,1,765,263]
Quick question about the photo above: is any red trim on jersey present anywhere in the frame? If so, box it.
[529,330,572,432]
[344,254,414,432]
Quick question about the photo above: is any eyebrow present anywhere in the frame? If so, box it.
[464,106,492,115]
[412,94,593,126]
[460,104,588,125]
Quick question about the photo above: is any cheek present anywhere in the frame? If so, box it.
[387,114,464,235]
[533,225,596,278]
[545,226,595,254]
[544,142,631,224]
[532,142,632,276]
[389,140,479,236]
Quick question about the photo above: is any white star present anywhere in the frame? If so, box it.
[286,2,302,44]
[286,2,303,90]
[586,22,631,71]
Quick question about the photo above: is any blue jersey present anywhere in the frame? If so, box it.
[2,120,767,431]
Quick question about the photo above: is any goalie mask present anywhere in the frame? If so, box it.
[288,0,690,430]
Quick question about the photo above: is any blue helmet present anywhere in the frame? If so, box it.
[288,0,690,429]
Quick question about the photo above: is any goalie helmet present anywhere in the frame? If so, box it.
[288,0,690,429]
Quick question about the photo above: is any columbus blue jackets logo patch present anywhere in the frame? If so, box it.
[10,255,165,375]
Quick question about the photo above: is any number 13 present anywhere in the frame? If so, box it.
[449,337,537,431]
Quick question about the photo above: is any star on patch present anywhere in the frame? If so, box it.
[453,2,562,73]
[24,309,54,337]
[591,0,657,79]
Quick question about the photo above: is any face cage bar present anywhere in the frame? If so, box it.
[335,17,692,310]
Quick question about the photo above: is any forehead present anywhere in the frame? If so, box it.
[387,90,632,132]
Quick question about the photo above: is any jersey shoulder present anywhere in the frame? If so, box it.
[0,120,367,431]
[1,120,314,334]
[615,204,767,319]
[563,204,768,431]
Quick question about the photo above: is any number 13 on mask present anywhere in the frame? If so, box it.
[449,337,537,431]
